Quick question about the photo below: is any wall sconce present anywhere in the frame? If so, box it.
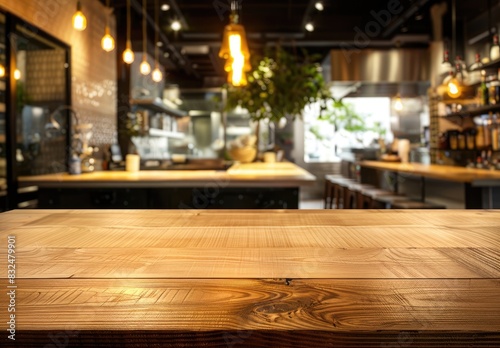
[72,0,87,31]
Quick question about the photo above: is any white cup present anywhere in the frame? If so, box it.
[264,152,276,163]
[126,154,140,172]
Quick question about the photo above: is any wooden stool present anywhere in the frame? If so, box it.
[360,188,395,209]
[324,174,345,209]
[345,182,376,209]
[391,200,446,209]
[373,194,409,209]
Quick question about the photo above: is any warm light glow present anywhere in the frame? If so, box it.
[447,78,462,98]
[140,58,151,75]
[394,97,403,111]
[14,69,21,80]
[123,41,135,64]
[101,26,115,52]
[72,1,87,31]
[0,64,5,77]
[161,4,170,11]
[305,22,314,32]
[72,11,87,31]
[315,2,324,11]
[219,21,251,87]
[152,67,163,82]
[171,20,181,31]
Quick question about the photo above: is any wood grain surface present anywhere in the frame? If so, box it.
[0,209,499,347]
[17,162,316,188]
[361,160,500,185]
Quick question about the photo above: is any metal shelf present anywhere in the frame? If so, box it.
[130,98,187,118]
[148,128,185,139]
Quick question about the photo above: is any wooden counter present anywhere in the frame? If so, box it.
[0,209,499,347]
[361,161,500,209]
[361,161,500,186]
[18,162,316,209]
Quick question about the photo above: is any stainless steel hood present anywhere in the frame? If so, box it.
[324,48,430,83]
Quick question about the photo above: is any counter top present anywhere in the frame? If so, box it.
[18,162,316,188]
[0,209,499,346]
[361,160,500,186]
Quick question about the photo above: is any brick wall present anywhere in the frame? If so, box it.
[0,0,117,146]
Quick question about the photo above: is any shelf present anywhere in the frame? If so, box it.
[130,98,187,118]
[442,104,500,123]
[470,58,500,72]
[148,128,185,139]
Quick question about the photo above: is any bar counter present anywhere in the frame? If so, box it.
[360,161,500,208]
[0,209,499,347]
[18,162,316,209]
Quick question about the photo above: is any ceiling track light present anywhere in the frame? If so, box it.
[315,2,324,11]
[171,19,182,32]
[72,0,87,31]
[305,22,314,32]
[140,0,151,75]
[123,0,135,64]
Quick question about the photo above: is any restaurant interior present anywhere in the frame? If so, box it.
[0,1,499,347]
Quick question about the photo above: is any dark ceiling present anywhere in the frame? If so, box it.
[104,0,491,87]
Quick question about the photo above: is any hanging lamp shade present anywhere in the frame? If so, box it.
[219,7,251,87]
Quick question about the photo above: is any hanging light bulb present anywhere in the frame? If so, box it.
[219,1,251,87]
[305,22,314,32]
[152,66,163,82]
[14,69,21,80]
[140,56,151,75]
[171,20,182,31]
[123,41,135,64]
[122,0,135,64]
[315,2,324,11]
[0,64,5,78]
[101,0,115,52]
[72,0,87,31]
[151,0,163,82]
[101,26,115,52]
[447,77,462,98]
[140,0,151,75]
[394,94,403,111]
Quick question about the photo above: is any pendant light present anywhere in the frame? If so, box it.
[0,64,5,77]
[123,0,135,64]
[72,0,87,31]
[394,93,403,111]
[151,0,163,82]
[443,0,462,98]
[101,0,115,52]
[140,0,151,75]
[219,1,251,87]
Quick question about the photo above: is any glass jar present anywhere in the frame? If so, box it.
[447,130,459,150]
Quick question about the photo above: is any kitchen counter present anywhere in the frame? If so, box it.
[0,209,499,346]
[18,162,316,209]
[360,161,500,209]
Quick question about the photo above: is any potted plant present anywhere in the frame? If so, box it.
[225,46,331,159]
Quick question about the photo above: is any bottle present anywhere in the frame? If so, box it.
[469,53,483,84]
[491,34,500,61]
[69,154,82,175]
[480,74,490,106]
[491,115,499,151]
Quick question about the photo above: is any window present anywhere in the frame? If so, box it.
[304,97,392,163]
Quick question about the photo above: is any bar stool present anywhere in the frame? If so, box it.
[373,194,409,209]
[391,200,446,209]
[324,174,345,209]
[359,188,396,209]
[331,177,356,209]
[344,182,376,209]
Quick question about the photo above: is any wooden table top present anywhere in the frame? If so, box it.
[0,209,499,346]
[18,162,316,188]
[361,160,500,186]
